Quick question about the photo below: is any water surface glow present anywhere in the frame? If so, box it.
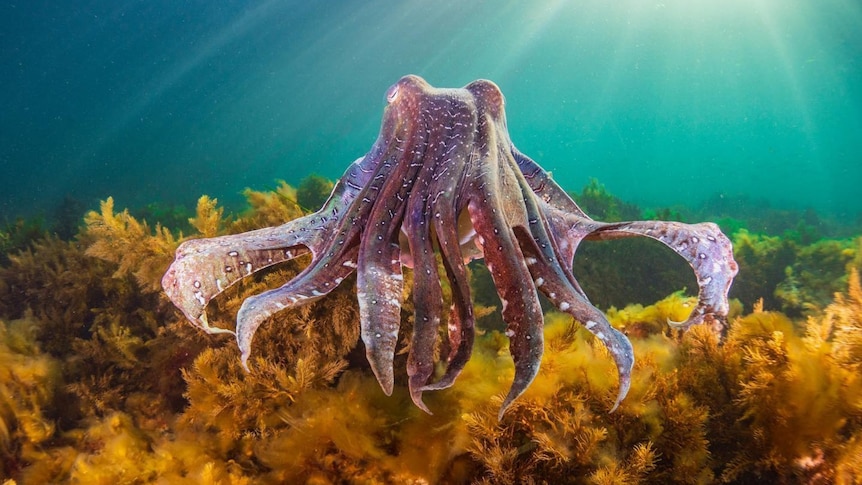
[2,0,860,218]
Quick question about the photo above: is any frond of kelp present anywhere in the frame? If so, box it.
[0,237,96,343]
[179,281,359,435]
[830,267,862,374]
[774,238,856,315]
[252,371,423,484]
[188,195,225,238]
[247,277,361,369]
[0,318,62,479]
[732,229,858,316]
[0,204,208,424]
[450,311,708,484]
[296,173,335,212]
[0,216,48,265]
[83,197,181,293]
[606,290,699,338]
[588,442,658,485]
[573,178,641,223]
[731,229,797,311]
[229,181,306,232]
[179,276,361,448]
[5,175,862,484]
[0,236,147,360]
[713,270,862,483]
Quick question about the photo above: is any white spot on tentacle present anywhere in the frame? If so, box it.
[343,261,358,268]
[585,320,597,330]
[194,291,206,306]
[216,279,223,292]
[559,301,570,311]
[534,277,544,287]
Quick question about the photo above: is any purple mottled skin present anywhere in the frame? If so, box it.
[162,75,738,418]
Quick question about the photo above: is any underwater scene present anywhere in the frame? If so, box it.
[2,1,862,484]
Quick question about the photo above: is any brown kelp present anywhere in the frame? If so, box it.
[0,179,860,483]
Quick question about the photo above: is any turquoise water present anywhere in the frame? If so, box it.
[2,0,861,221]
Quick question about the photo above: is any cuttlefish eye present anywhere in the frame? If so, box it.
[386,84,400,103]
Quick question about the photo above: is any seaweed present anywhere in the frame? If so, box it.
[714,278,860,482]
[774,238,857,315]
[295,174,335,213]
[732,229,858,316]
[0,317,62,479]
[0,217,48,266]
[572,178,641,223]
[2,181,862,483]
[231,181,305,232]
[728,229,798,312]
[83,196,180,294]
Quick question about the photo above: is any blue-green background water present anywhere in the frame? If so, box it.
[2,0,861,222]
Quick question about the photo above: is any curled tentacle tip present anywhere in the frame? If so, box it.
[610,372,632,413]
[497,395,518,421]
[410,395,433,415]
[609,395,624,413]
[608,390,627,413]
[497,403,513,421]
[367,355,395,395]
[374,373,395,396]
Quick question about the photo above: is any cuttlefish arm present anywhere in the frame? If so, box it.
[543,204,738,329]
[161,225,313,334]
[161,156,372,333]
[582,220,738,329]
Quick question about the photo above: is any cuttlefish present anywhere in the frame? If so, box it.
[162,75,738,418]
